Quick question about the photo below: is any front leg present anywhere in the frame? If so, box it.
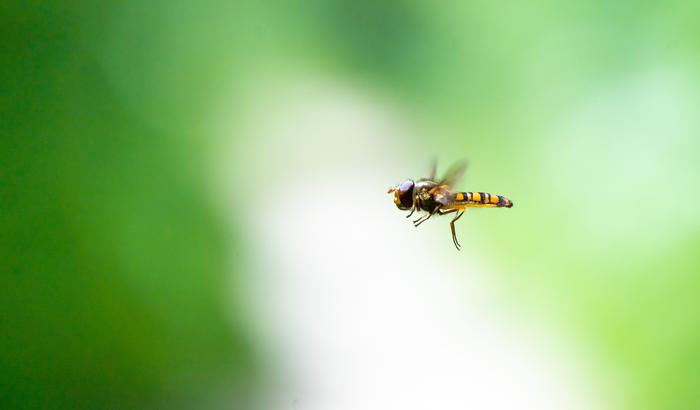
[413,212,432,227]
[414,205,445,227]
[406,206,416,218]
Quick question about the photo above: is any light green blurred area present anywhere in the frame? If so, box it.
[2,1,700,409]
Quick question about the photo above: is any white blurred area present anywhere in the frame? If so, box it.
[213,75,606,410]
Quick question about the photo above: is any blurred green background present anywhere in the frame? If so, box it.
[2,1,700,409]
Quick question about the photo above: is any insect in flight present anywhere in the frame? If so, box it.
[387,160,513,250]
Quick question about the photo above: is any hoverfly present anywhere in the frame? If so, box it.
[387,161,513,250]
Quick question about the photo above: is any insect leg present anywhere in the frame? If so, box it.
[406,206,416,218]
[413,212,434,227]
[414,204,448,227]
[450,210,465,250]
[412,212,431,227]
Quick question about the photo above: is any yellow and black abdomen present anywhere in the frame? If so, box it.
[451,192,513,208]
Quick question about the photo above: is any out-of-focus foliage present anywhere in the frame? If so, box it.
[2,0,700,409]
[1,2,255,409]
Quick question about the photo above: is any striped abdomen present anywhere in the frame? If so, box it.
[451,192,513,208]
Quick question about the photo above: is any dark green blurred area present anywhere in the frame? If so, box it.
[2,1,700,409]
[1,2,255,408]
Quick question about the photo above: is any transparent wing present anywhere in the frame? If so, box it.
[428,157,437,181]
[435,159,468,189]
[417,158,438,182]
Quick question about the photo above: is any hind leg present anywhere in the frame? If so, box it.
[449,210,465,250]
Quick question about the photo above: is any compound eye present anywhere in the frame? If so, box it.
[397,180,414,209]
[398,180,414,193]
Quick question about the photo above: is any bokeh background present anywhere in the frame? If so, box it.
[3,1,700,409]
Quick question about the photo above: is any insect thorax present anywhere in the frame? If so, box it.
[414,181,440,213]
